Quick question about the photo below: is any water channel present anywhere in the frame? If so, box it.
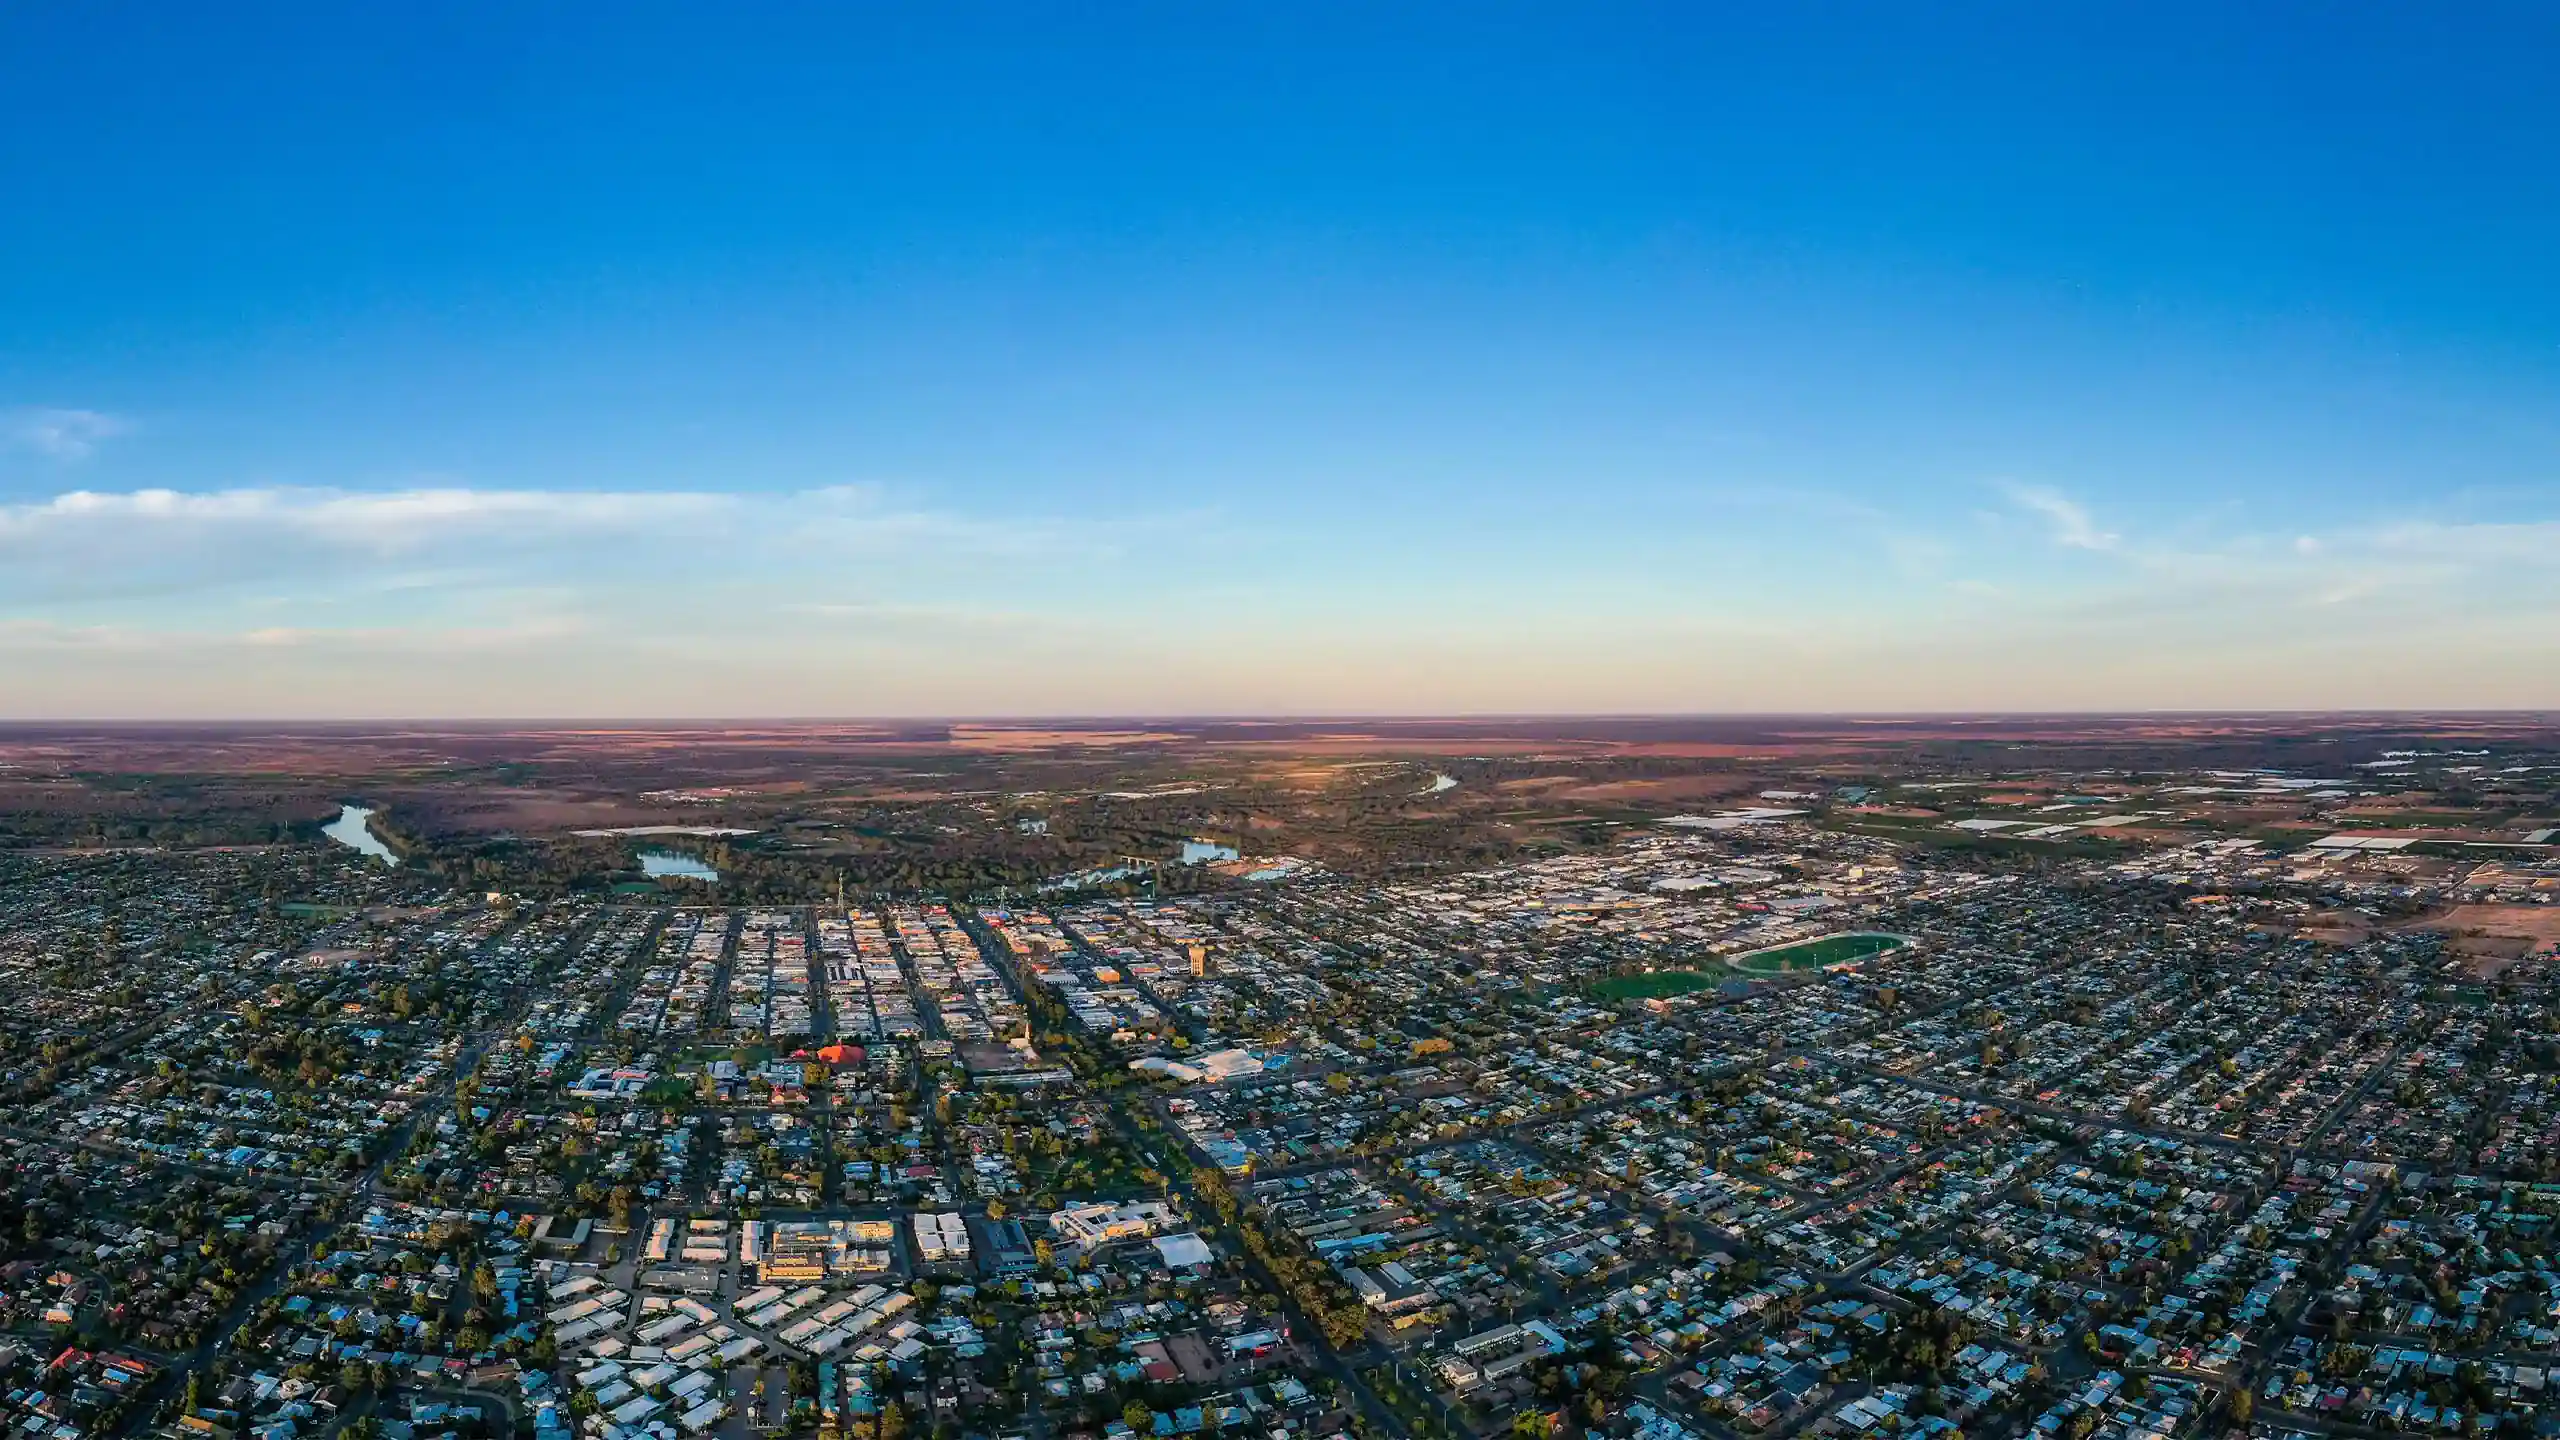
[321,804,399,866]
[640,851,719,881]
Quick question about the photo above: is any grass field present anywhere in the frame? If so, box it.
[1729,932,1907,973]
[1588,969,1724,1000]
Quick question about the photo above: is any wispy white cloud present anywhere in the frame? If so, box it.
[0,614,594,656]
[0,618,150,650]
[0,486,698,606]
[1973,473,2560,627]
[2359,518,2560,564]
[0,484,724,552]
[1,475,2552,715]
[3,408,126,460]
[224,615,596,652]
[0,482,1177,549]
[0,482,1173,607]
[2005,484,2119,551]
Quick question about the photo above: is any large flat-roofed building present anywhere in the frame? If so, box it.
[1049,1199,1179,1249]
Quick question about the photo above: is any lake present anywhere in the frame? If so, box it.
[1180,840,1240,864]
[322,804,399,866]
[641,851,719,881]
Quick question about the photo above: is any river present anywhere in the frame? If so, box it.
[641,851,719,881]
[322,803,399,866]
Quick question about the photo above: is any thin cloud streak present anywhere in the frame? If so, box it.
[0,477,2554,714]
[0,483,1191,606]
[2,408,126,460]
[2005,484,2119,551]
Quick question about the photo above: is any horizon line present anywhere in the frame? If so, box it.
[2,708,2557,728]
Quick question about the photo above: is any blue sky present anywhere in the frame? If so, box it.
[4,3,2557,716]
